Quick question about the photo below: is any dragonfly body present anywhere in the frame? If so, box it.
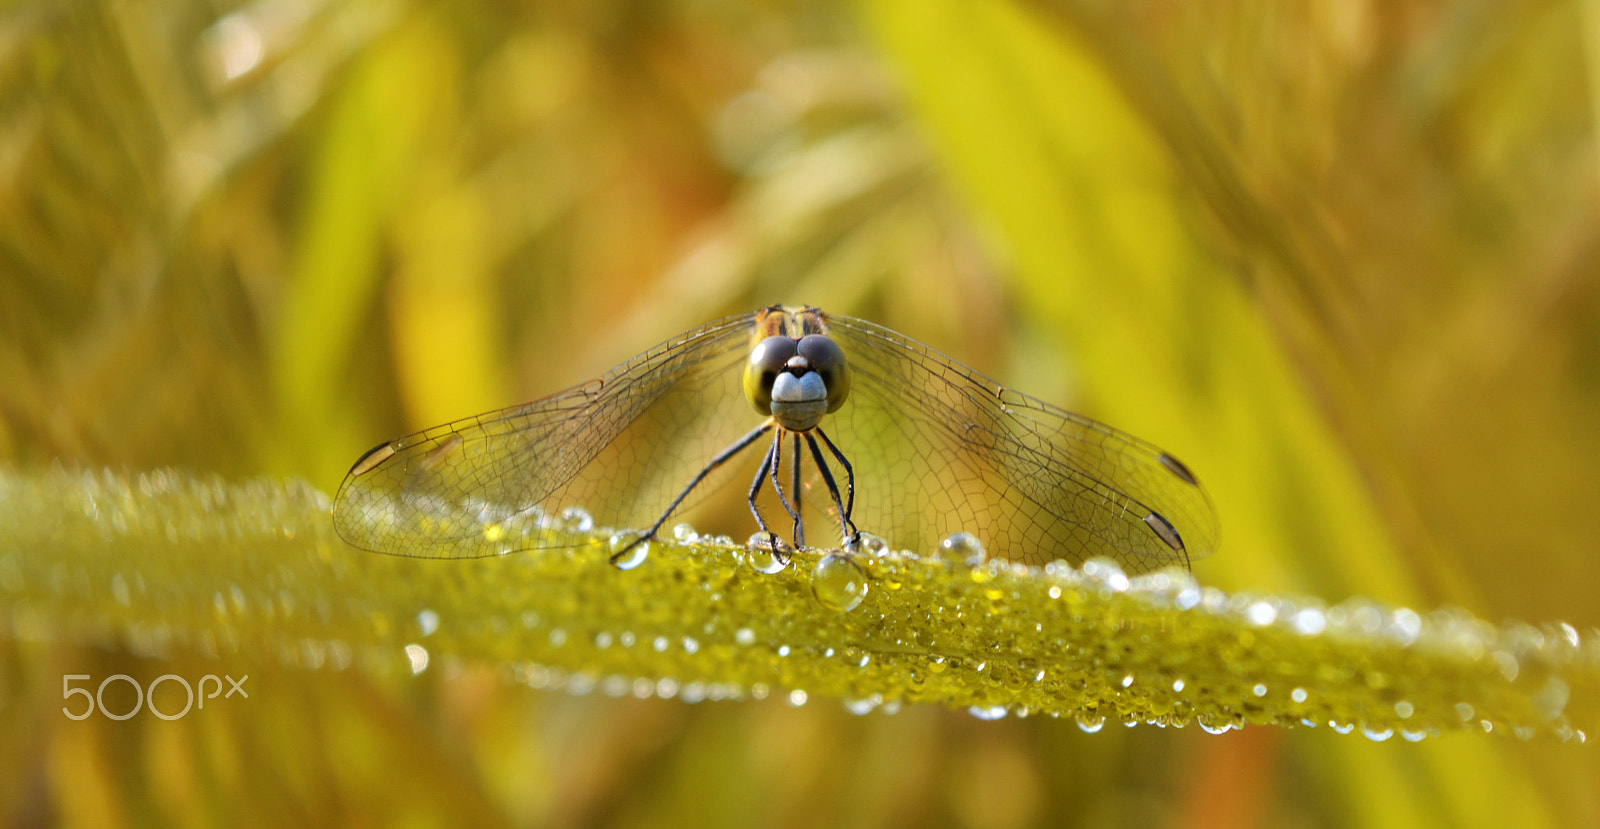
[333,305,1217,573]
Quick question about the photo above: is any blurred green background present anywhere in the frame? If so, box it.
[4,0,1600,826]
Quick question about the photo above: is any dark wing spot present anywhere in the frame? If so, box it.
[349,442,398,477]
[1158,453,1199,486]
[1142,511,1186,554]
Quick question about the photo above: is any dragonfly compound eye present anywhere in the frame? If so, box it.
[797,334,850,413]
[744,335,799,415]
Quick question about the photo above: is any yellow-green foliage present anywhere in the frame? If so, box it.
[7,0,1600,825]
[6,467,1593,741]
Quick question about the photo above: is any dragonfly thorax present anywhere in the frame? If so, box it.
[744,333,851,431]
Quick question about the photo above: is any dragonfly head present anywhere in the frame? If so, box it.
[745,334,851,431]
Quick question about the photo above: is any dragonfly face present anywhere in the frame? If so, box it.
[332,304,1218,574]
[744,333,851,432]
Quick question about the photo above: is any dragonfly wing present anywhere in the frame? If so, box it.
[822,313,1218,573]
[333,312,758,558]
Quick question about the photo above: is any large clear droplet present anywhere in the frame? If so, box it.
[855,532,889,557]
[938,532,986,567]
[744,532,790,574]
[811,554,868,612]
[608,533,650,570]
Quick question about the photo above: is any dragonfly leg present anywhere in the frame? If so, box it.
[791,432,805,548]
[612,420,774,566]
[812,428,859,547]
[745,436,779,543]
[806,431,858,549]
[768,432,802,551]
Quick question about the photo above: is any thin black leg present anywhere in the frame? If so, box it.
[752,436,789,560]
[746,436,777,543]
[610,420,774,565]
[805,433,858,546]
[813,428,858,542]
[791,432,805,548]
[768,432,801,549]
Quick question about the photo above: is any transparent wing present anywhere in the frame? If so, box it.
[821,313,1218,573]
[332,312,757,558]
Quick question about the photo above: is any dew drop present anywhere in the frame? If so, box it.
[672,523,699,543]
[811,554,868,612]
[1252,683,1268,697]
[938,532,987,567]
[745,532,791,574]
[1361,723,1394,742]
[1389,608,1422,645]
[1291,688,1308,704]
[559,507,594,533]
[968,705,1008,721]
[1076,714,1106,733]
[1246,601,1277,626]
[1531,676,1570,722]
[404,643,429,674]
[1197,715,1232,735]
[1082,558,1130,592]
[788,689,808,706]
[843,696,880,715]
[608,533,650,570]
[416,609,440,637]
[856,532,889,556]
[1292,608,1327,636]
[734,627,756,646]
[1492,651,1520,682]
[1394,701,1414,719]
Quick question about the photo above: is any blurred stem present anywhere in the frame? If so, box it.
[1583,0,1600,195]
[1,467,1594,739]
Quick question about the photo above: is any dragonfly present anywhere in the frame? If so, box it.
[332,305,1218,573]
